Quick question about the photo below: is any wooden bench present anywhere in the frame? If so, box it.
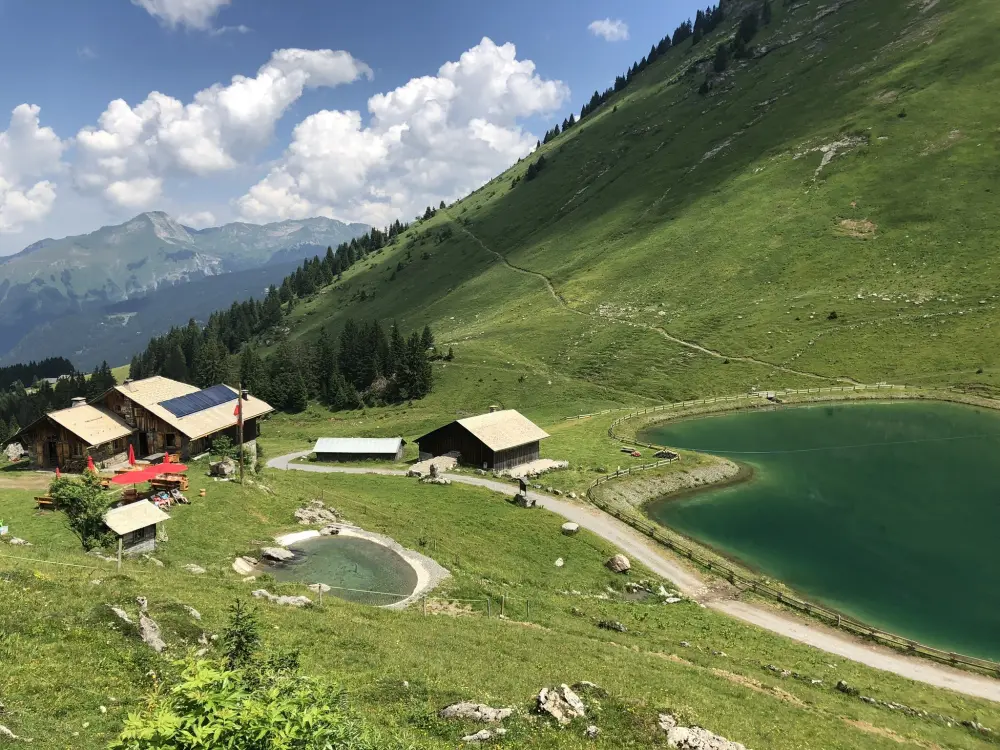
[35,496,55,511]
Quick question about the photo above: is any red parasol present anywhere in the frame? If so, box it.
[128,444,136,466]
[110,462,188,485]
[86,455,96,473]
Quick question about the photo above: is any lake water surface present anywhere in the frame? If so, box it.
[259,535,417,605]
[641,401,1000,660]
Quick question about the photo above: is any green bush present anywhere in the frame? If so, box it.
[49,472,115,551]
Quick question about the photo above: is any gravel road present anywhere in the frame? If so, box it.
[268,452,1000,703]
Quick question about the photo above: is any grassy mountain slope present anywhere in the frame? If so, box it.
[277,0,998,412]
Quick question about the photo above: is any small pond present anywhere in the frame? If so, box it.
[640,400,1000,660]
[257,535,418,605]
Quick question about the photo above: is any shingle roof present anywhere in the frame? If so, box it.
[456,410,549,452]
[104,500,170,536]
[47,404,133,447]
[313,437,404,454]
[115,376,274,440]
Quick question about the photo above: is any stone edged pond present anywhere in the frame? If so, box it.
[257,532,420,606]
[640,400,1000,660]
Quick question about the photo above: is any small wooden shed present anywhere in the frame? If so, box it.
[104,500,170,556]
[312,437,405,462]
[416,410,549,470]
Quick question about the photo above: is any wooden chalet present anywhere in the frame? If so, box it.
[416,409,549,470]
[11,400,133,471]
[9,375,274,471]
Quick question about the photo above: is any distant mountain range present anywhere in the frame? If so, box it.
[0,212,369,366]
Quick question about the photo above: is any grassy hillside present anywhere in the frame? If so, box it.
[5,469,1000,749]
[271,0,998,410]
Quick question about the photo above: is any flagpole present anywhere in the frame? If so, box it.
[238,382,245,487]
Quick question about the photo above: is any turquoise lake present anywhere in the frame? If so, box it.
[641,401,1000,660]
[259,536,417,605]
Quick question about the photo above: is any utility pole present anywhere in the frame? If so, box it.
[237,383,247,486]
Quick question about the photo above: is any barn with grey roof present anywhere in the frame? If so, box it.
[312,437,406,462]
[415,409,549,470]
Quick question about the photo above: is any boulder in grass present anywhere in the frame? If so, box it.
[605,554,631,573]
[561,522,580,536]
[251,589,312,607]
[537,685,586,725]
[261,547,294,562]
[439,702,513,723]
[232,556,257,575]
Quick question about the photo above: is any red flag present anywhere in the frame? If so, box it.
[234,400,242,423]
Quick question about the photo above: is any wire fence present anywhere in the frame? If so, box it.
[580,385,1000,678]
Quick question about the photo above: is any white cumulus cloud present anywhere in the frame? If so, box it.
[236,37,568,227]
[132,0,231,31]
[0,104,66,232]
[73,47,372,210]
[588,18,629,42]
[177,210,217,228]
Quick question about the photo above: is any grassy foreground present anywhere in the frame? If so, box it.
[3,463,1000,749]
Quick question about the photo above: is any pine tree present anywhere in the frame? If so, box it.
[421,324,434,351]
[762,0,773,24]
[164,344,188,382]
[713,43,729,72]
[195,337,228,387]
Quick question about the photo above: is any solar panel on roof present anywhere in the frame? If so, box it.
[159,384,237,418]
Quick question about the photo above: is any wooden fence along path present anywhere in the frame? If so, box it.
[579,384,1000,677]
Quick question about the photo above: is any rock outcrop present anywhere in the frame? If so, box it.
[461,728,506,743]
[537,685,586,725]
[439,702,513,723]
[605,554,631,573]
[183,564,206,575]
[251,589,312,607]
[658,714,748,750]
[294,500,339,525]
[261,547,294,562]
[232,556,257,574]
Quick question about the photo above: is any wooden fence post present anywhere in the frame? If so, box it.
[487,597,492,618]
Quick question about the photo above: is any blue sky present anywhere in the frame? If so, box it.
[0,0,703,254]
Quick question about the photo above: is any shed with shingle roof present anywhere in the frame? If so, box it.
[415,409,549,470]
[104,499,170,555]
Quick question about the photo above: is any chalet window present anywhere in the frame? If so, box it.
[165,433,177,449]
[72,443,84,458]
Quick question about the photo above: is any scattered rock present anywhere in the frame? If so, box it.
[555,557,564,568]
[7,537,31,546]
[139,613,166,653]
[605,554,631,573]
[511,492,535,508]
[561,522,580,536]
[144,556,164,567]
[537,685,586,725]
[294,500,339,525]
[89,549,117,563]
[307,583,331,593]
[439,702,513,723]
[658,714,748,749]
[0,724,27,741]
[585,725,600,739]
[242,576,257,583]
[319,525,341,536]
[836,680,860,696]
[680,641,691,648]
[183,605,202,621]
[598,620,627,633]
[251,589,312,607]
[232,556,257,575]
[183,564,206,575]
[407,454,459,477]
[136,596,148,613]
[461,727,506,743]
[568,492,578,499]
[261,547,295,562]
[210,457,237,477]
[107,606,133,625]
[421,475,452,486]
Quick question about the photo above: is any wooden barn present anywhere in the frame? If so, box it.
[102,376,273,461]
[416,409,549,470]
[8,376,274,470]
[11,401,133,471]
[312,437,405,462]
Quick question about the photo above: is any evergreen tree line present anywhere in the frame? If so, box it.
[1,362,118,446]
[699,1,770,94]
[0,357,75,391]
[537,4,725,150]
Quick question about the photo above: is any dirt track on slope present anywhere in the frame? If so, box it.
[268,452,1000,703]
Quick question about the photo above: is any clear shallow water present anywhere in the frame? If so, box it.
[259,536,417,605]
[641,401,1000,660]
